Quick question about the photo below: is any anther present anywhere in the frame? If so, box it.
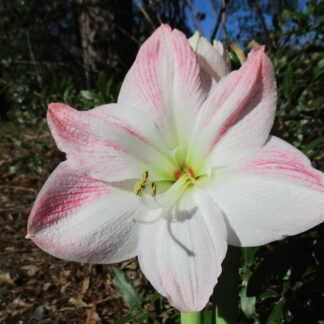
[150,182,157,196]
[134,181,145,196]
[141,170,149,183]
[134,171,151,196]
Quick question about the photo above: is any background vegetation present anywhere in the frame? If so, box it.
[0,0,323,323]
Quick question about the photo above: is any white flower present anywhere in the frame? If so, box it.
[27,25,324,312]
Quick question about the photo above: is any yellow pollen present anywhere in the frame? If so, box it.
[141,170,149,182]
[134,181,145,196]
[134,170,158,197]
[150,182,157,196]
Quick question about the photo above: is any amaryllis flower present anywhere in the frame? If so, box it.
[27,25,324,312]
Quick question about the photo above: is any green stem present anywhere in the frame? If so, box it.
[212,246,241,324]
[180,312,202,324]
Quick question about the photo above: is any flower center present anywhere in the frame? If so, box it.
[133,160,199,204]
[173,161,196,181]
[131,164,201,224]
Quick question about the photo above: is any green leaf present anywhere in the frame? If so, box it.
[105,78,113,98]
[240,286,256,319]
[201,310,212,323]
[283,63,293,100]
[9,159,23,174]
[282,267,292,281]
[114,311,148,324]
[242,247,260,267]
[260,289,279,301]
[80,90,97,100]
[96,71,108,95]
[302,136,324,155]
[302,265,316,278]
[253,319,262,324]
[32,152,43,174]
[114,314,133,324]
[266,299,285,324]
[111,267,142,311]
[281,9,307,22]
[229,52,241,70]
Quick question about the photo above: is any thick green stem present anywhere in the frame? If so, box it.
[180,312,202,324]
[212,246,241,324]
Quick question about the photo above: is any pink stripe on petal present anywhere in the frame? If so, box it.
[28,164,111,234]
[207,47,268,148]
[206,136,324,247]
[194,47,276,169]
[118,25,208,145]
[47,102,175,182]
[48,104,129,153]
[27,162,143,264]
[240,138,324,192]
[138,190,227,312]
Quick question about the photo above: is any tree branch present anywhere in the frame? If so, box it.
[185,0,204,35]
[134,0,156,30]
[221,0,229,44]
[246,0,276,51]
[210,0,227,41]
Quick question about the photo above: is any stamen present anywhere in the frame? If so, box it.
[131,209,164,224]
[141,170,149,182]
[140,194,164,209]
[131,215,162,224]
[155,174,193,207]
[174,169,182,180]
[134,170,149,196]
[150,182,157,196]
[134,181,145,196]
[188,167,195,178]
[173,161,197,182]
[134,169,197,211]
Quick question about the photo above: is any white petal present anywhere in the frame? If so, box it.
[138,189,227,312]
[187,47,276,172]
[189,32,230,83]
[118,25,208,149]
[204,136,324,246]
[27,162,145,263]
[47,103,176,182]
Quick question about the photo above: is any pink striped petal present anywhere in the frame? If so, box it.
[27,162,145,263]
[47,103,176,182]
[189,32,230,84]
[138,189,227,312]
[204,136,324,246]
[118,25,208,147]
[188,46,276,170]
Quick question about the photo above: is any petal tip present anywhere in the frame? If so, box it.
[48,102,64,111]
[256,44,265,52]
[47,103,76,128]
[25,232,35,239]
[155,24,172,35]
[159,23,171,30]
[47,103,71,119]
[249,44,266,58]
[245,44,270,69]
